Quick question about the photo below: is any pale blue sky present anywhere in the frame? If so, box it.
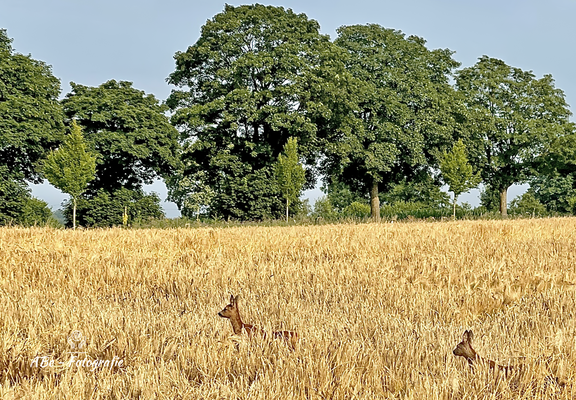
[2,0,575,217]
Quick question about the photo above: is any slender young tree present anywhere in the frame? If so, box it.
[439,140,481,219]
[42,121,96,229]
[274,137,306,221]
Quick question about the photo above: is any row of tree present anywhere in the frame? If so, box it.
[1,4,575,227]
[0,28,180,226]
[165,5,575,221]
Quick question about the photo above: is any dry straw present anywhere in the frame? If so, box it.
[0,218,575,398]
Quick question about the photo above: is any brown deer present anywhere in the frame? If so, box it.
[218,295,298,347]
[453,330,567,387]
[453,330,519,377]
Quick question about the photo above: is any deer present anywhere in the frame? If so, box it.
[218,295,298,347]
[452,330,518,378]
[453,330,566,387]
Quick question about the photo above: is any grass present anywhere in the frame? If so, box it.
[0,218,575,398]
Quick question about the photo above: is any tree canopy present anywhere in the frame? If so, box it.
[3,13,576,224]
[42,121,96,228]
[326,24,460,220]
[456,56,573,216]
[274,137,306,221]
[166,4,354,220]
[0,28,64,183]
[62,80,180,193]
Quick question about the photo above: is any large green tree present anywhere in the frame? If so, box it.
[62,80,180,193]
[61,80,179,226]
[456,56,572,217]
[166,4,354,220]
[42,121,96,229]
[527,123,576,214]
[0,29,64,182]
[327,25,460,221]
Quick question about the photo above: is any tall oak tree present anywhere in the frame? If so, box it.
[456,56,572,216]
[327,25,460,220]
[166,4,355,220]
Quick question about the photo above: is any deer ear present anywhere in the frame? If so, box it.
[230,295,235,303]
[234,295,240,303]
[464,330,474,344]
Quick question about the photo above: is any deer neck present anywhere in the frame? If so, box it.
[466,348,480,367]
[229,311,244,335]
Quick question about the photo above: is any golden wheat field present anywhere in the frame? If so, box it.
[1,218,576,399]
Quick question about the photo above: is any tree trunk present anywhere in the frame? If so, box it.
[370,180,380,222]
[286,198,289,222]
[453,194,457,220]
[73,197,77,230]
[499,187,508,218]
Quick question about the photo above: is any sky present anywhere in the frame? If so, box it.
[2,0,575,217]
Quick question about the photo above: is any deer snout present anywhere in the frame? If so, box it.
[218,311,224,317]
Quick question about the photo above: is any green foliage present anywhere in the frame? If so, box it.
[508,192,548,217]
[380,201,450,220]
[323,178,364,212]
[167,4,351,220]
[42,121,96,228]
[215,166,284,221]
[456,56,573,215]
[20,197,55,227]
[62,80,179,193]
[0,29,65,182]
[42,121,96,199]
[64,189,164,228]
[381,177,451,209]
[312,196,338,220]
[440,140,481,197]
[342,201,371,219]
[0,169,28,225]
[274,137,306,220]
[167,170,215,220]
[326,24,460,217]
[439,139,481,218]
[295,199,312,220]
[0,167,54,226]
[479,184,500,212]
[530,174,576,214]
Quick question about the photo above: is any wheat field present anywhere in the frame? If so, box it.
[0,218,575,399]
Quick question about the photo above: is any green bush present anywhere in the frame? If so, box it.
[508,192,548,217]
[312,196,338,220]
[0,168,56,226]
[342,201,371,219]
[380,201,451,220]
[21,197,58,226]
[382,178,450,209]
[64,188,164,227]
